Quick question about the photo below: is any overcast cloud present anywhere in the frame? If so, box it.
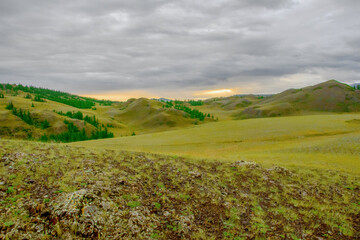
[0,0,359,99]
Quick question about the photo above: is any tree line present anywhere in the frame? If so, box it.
[174,104,207,121]
[1,84,115,109]
[6,102,50,129]
[162,100,214,121]
[54,110,99,127]
[40,120,113,143]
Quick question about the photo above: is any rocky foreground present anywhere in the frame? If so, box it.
[0,140,359,239]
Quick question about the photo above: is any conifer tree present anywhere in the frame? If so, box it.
[6,102,14,110]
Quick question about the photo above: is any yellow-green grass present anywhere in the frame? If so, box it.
[0,92,210,137]
[0,92,131,136]
[1,139,359,239]
[191,104,237,120]
[72,113,360,174]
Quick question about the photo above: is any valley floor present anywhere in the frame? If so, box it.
[0,139,359,239]
[72,113,360,175]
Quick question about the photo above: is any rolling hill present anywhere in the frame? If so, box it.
[237,80,360,118]
[1,81,360,239]
[113,98,211,133]
[0,84,214,141]
[1,80,360,141]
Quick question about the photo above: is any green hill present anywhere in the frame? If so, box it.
[114,98,211,133]
[237,80,360,118]
[0,84,214,141]
[2,80,360,141]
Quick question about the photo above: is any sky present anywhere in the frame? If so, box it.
[0,0,359,100]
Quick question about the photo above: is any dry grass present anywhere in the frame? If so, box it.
[0,139,359,239]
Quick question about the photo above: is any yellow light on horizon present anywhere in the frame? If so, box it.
[205,89,233,95]
[79,90,158,101]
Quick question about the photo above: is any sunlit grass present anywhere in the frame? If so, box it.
[73,113,360,174]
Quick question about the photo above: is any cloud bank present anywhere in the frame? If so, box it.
[0,0,359,99]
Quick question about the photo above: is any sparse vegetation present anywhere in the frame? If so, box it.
[0,140,358,239]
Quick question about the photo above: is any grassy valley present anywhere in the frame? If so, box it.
[1,80,360,239]
[73,113,360,174]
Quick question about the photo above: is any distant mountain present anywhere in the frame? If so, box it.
[236,80,360,118]
[203,95,263,111]
[153,97,173,102]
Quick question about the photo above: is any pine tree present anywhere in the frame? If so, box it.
[40,134,48,142]
[6,102,14,110]
[41,120,50,129]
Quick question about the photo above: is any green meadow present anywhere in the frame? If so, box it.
[73,113,360,174]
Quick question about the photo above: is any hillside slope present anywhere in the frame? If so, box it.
[1,140,359,239]
[0,85,212,140]
[114,98,205,133]
[237,80,360,118]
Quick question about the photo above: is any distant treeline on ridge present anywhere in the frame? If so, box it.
[0,83,115,109]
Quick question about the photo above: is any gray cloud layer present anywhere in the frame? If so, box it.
[0,0,359,96]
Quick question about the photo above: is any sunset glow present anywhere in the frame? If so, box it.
[205,89,233,95]
[80,90,158,101]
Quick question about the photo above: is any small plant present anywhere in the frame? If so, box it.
[9,174,17,180]
[157,183,165,189]
[132,132,136,136]
[151,233,159,239]
[127,201,141,208]
[154,202,161,209]
[4,221,15,227]
[7,187,15,194]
